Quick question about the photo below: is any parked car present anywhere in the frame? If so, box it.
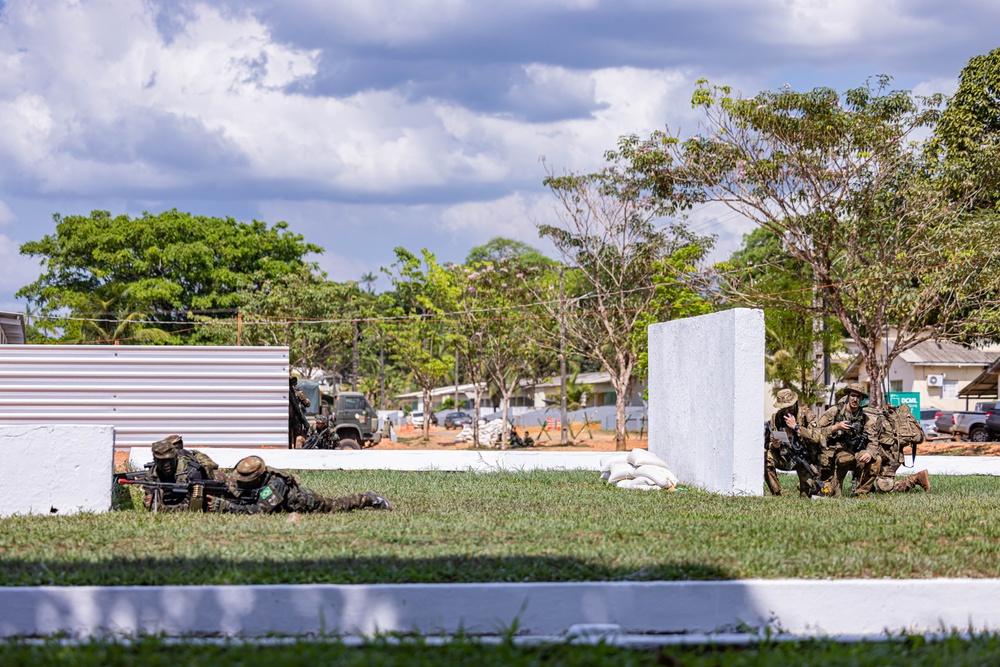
[935,411,955,438]
[985,410,1000,441]
[919,408,939,438]
[952,401,999,442]
[409,411,438,427]
[443,411,474,429]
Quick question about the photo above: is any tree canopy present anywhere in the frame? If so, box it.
[18,209,320,343]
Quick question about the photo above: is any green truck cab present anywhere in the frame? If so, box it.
[293,380,382,449]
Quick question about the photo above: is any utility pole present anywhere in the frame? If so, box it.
[559,266,568,445]
[454,344,460,411]
[351,319,359,391]
[379,334,386,410]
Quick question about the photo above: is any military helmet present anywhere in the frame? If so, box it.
[233,456,267,484]
[151,434,183,460]
[772,388,799,411]
[845,382,869,399]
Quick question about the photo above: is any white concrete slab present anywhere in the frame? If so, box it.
[648,309,765,495]
[128,447,610,472]
[3,579,1000,639]
[127,448,1000,476]
[0,424,115,517]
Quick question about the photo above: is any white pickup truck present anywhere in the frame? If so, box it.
[952,401,999,442]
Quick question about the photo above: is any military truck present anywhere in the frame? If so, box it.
[294,380,382,449]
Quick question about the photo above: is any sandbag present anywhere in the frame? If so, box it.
[627,448,670,469]
[634,465,676,489]
[600,453,630,472]
[616,478,659,490]
[608,462,636,483]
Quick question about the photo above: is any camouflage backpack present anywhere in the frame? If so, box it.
[882,404,925,467]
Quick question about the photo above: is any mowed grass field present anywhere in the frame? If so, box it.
[1,470,999,586]
[2,635,1000,667]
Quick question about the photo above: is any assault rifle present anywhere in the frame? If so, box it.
[114,476,252,512]
[765,421,829,497]
[845,419,870,454]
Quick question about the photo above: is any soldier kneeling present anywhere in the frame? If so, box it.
[207,456,392,514]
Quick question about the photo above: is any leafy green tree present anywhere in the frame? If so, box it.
[456,258,550,448]
[541,158,714,450]
[926,46,1000,208]
[465,237,557,268]
[716,228,845,406]
[616,77,1000,406]
[382,248,459,438]
[18,209,320,343]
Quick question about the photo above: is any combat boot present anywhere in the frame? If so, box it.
[363,491,393,510]
[912,470,931,492]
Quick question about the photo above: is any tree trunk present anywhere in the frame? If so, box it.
[861,348,885,409]
[499,387,511,450]
[472,383,483,447]
[422,387,432,438]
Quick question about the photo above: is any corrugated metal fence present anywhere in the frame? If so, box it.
[0,345,290,448]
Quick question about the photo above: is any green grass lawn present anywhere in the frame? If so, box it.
[1,471,998,586]
[1,635,999,666]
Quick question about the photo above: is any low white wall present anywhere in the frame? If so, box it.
[3,579,1000,638]
[0,424,115,517]
[648,309,764,495]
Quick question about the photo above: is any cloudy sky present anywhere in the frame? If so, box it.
[1,0,997,312]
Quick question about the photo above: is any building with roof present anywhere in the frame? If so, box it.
[393,371,645,415]
[841,337,1000,411]
[0,312,26,345]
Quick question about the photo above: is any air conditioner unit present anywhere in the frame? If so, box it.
[927,374,945,387]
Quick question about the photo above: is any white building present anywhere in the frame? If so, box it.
[0,312,26,345]
[841,338,1000,411]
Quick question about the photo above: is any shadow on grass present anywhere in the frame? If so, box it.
[0,555,735,587]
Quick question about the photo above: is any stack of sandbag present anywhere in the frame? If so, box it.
[600,448,678,491]
[454,420,503,447]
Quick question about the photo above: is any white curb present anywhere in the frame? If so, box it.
[128,449,1000,475]
[2,579,999,639]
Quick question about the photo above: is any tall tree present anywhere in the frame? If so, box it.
[540,159,714,450]
[383,248,458,438]
[456,258,549,448]
[716,227,845,406]
[617,77,1000,406]
[18,209,320,343]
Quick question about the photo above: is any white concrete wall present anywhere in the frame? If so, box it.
[648,309,764,495]
[0,424,114,517]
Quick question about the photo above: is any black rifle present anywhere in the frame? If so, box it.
[115,476,252,512]
[845,418,870,454]
[302,427,340,449]
[766,421,829,496]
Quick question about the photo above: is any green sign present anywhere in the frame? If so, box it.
[888,392,920,419]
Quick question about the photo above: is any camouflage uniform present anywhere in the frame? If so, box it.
[764,388,825,497]
[289,378,314,448]
[208,456,392,515]
[817,384,930,497]
[849,408,931,496]
[144,435,224,512]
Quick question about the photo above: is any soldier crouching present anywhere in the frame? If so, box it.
[206,455,392,514]
[765,388,827,497]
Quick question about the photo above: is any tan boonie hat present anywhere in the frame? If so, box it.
[772,388,799,411]
[845,382,869,398]
[233,455,267,484]
[151,434,183,459]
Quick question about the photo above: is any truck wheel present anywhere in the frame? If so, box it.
[337,439,361,450]
[970,427,990,443]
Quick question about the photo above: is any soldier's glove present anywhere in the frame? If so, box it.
[207,496,231,512]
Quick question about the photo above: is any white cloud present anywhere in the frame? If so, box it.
[0,234,42,293]
[439,191,555,243]
[0,201,15,227]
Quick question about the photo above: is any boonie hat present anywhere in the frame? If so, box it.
[233,455,267,484]
[772,388,799,411]
[151,434,183,459]
[845,382,869,398]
